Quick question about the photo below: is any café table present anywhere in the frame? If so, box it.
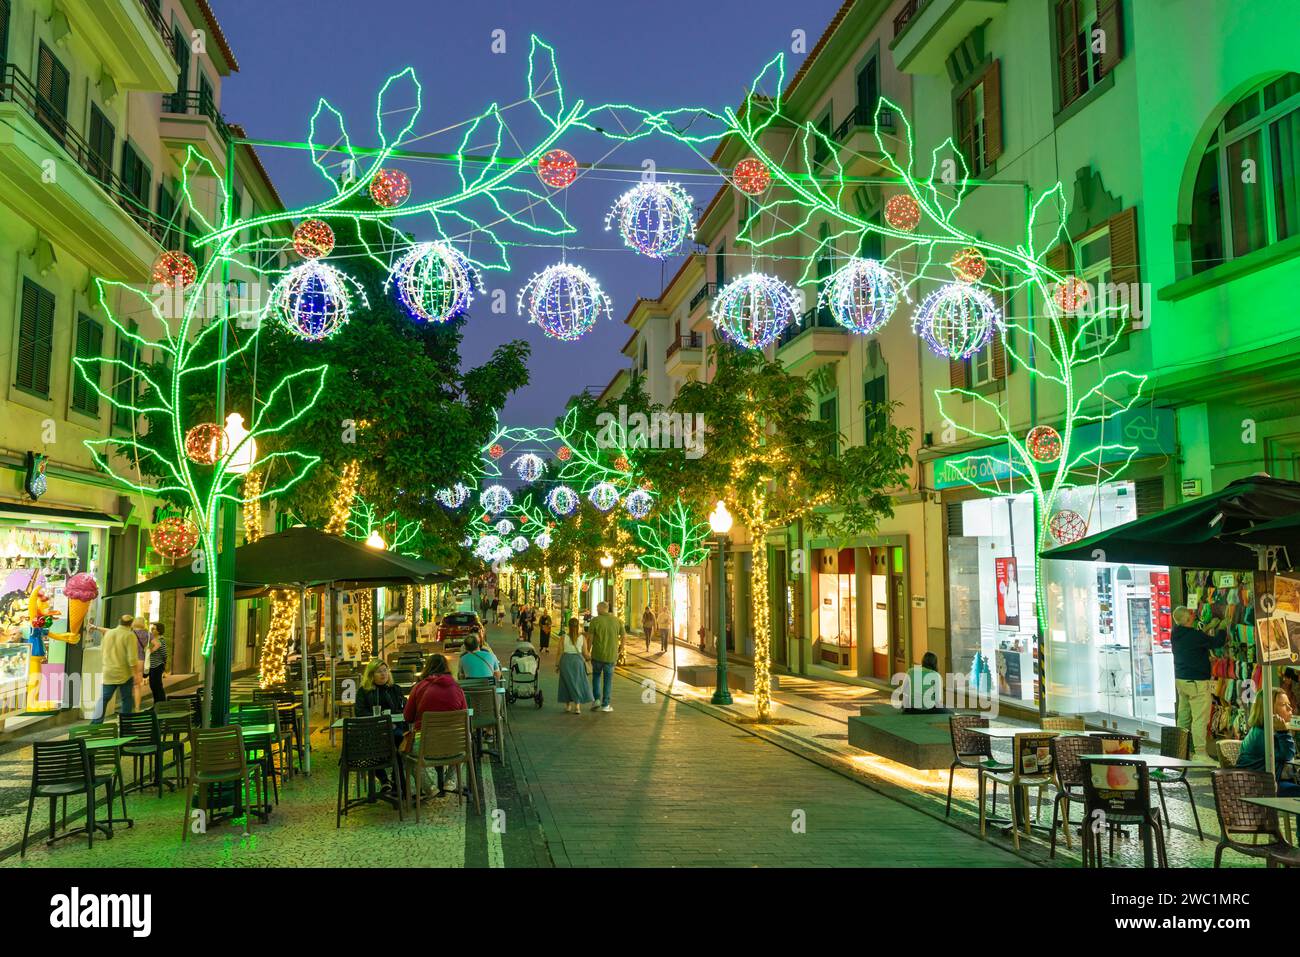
[1242,795,1300,842]
[234,723,279,822]
[72,734,138,833]
[1079,753,1217,771]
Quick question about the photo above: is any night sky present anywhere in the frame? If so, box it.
[213,0,842,428]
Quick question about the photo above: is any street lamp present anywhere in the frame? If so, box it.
[365,531,386,550]
[223,412,255,475]
[600,553,614,613]
[708,500,733,705]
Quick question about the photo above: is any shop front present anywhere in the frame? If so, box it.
[625,566,702,647]
[809,543,907,681]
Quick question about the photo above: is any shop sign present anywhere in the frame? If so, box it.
[931,406,1175,491]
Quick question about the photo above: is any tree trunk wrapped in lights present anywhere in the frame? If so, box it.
[325,460,360,536]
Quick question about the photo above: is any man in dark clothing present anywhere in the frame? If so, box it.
[1171,605,1225,757]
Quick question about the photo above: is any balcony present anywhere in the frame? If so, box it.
[688,282,716,316]
[776,307,850,372]
[830,103,896,172]
[63,0,178,92]
[0,65,162,279]
[665,332,704,377]
[891,0,1008,75]
[160,90,232,169]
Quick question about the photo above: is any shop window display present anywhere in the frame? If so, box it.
[815,548,856,670]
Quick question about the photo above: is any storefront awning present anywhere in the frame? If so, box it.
[0,502,122,527]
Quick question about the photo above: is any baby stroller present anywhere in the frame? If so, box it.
[507,642,543,708]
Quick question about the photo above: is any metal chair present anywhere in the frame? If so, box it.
[69,724,132,830]
[182,726,263,839]
[1150,725,1204,840]
[946,714,1009,818]
[1080,757,1168,868]
[119,711,171,797]
[232,705,281,805]
[1042,715,1086,732]
[1210,768,1300,867]
[979,732,1057,850]
[21,740,108,856]
[337,715,404,826]
[464,685,506,766]
[1049,734,1096,857]
[405,710,480,819]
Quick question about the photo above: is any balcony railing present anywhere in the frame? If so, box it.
[162,89,232,143]
[666,332,704,360]
[689,282,716,312]
[137,0,175,55]
[832,103,897,142]
[776,306,841,350]
[0,64,166,244]
[893,0,935,37]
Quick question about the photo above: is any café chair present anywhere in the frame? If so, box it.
[405,710,481,819]
[337,715,404,827]
[946,714,1010,818]
[1216,739,1242,768]
[182,726,263,840]
[1092,731,1142,754]
[232,705,281,805]
[1210,768,1300,868]
[21,740,113,856]
[1049,734,1097,857]
[1080,757,1167,868]
[69,725,132,830]
[979,732,1057,850]
[1150,726,1204,841]
[464,685,506,766]
[119,711,172,798]
[1042,715,1086,732]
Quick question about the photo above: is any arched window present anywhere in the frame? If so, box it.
[1190,73,1300,274]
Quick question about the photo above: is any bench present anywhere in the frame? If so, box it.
[846,713,955,770]
[676,664,780,693]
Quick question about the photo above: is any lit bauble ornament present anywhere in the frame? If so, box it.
[513,453,545,482]
[480,485,513,515]
[733,157,771,195]
[1053,276,1091,314]
[488,444,505,460]
[270,261,366,341]
[547,485,578,516]
[710,273,802,350]
[949,246,987,283]
[624,489,653,520]
[913,282,1002,359]
[511,536,529,553]
[614,455,631,472]
[495,519,515,536]
[1049,509,1088,545]
[184,423,228,465]
[666,543,681,560]
[819,258,905,335]
[557,446,572,461]
[518,263,612,341]
[885,194,921,232]
[588,482,619,512]
[474,535,503,560]
[151,516,200,560]
[535,531,552,550]
[605,182,696,260]
[369,168,411,207]
[537,149,578,189]
[1026,426,1063,463]
[152,250,197,288]
[292,219,335,259]
[388,241,481,323]
[436,483,469,508]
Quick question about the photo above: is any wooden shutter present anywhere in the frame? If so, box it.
[1097,0,1124,78]
[72,315,102,415]
[983,60,1003,166]
[36,44,69,138]
[1108,206,1140,288]
[1056,0,1082,109]
[16,279,54,395]
[949,357,968,389]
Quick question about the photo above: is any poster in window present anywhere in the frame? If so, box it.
[1127,597,1155,697]
[1254,572,1300,664]
[995,557,1019,629]
[996,647,1022,698]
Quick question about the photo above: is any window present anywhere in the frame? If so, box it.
[1190,74,1300,273]
[814,110,832,165]
[121,142,150,208]
[715,240,726,289]
[112,321,139,430]
[71,314,103,416]
[856,56,880,124]
[35,42,69,142]
[820,395,838,456]
[1,0,11,66]
[864,374,887,443]
[969,343,996,387]
[1056,0,1124,112]
[1075,228,1119,350]
[16,279,55,396]
[858,211,883,260]
[157,180,179,248]
[956,62,1002,174]
[169,25,190,111]
[87,104,114,185]
[816,224,834,324]
[198,72,215,117]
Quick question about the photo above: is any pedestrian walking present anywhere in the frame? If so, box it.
[557,617,593,714]
[510,599,519,625]
[537,611,552,653]
[588,601,623,712]
[642,606,656,653]
[90,615,141,724]
[1171,605,1225,757]
[520,605,534,643]
[146,621,167,703]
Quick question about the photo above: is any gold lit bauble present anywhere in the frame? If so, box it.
[184,423,228,465]
[1053,276,1091,313]
[885,194,921,232]
[151,516,200,559]
[950,246,987,283]
[369,168,411,207]
[1026,425,1063,463]
[667,543,681,559]
[537,149,578,189]
[733,157,771,195]
[152,250,197,287]
[614,455,631,472]
[292,219,335,259]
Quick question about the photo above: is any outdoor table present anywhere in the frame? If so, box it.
[329,712,406,730]
[970,727,1115,740]
[1243,795,1300,843]
[1079,753,1217,771]
[74,735,137,833]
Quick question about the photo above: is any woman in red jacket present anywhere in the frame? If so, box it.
[403,654,469,796]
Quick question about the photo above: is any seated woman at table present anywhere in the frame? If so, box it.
[403,655,469,796]
[457,634,501,681]
[357,660,407,794]
[1239,687,1300,796]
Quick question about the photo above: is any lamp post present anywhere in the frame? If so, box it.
[599,553,614,610]
[709,501,733,706]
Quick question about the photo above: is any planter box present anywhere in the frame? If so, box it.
[846,713,955,770]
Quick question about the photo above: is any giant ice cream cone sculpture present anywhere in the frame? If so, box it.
[50,573,98,645]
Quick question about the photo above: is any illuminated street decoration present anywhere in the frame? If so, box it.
[818,258,904,335]
[270,261,367,341]
[710,273,801,350]
[436,483,469,508]
[292,219,335,259]
[588,481,619,511]
[537,148,578,189]
[513,453,546,482]
[388,241,481,322]
[480,485,513,514]
[913,283,1002,359]
[547,485,578,516]
[605,182,696,259]
[518,263,612,341]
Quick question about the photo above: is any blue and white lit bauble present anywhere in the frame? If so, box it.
[535,531,552,549]
[513,453,545,482]
[819,258,905,335]
[511,536,529,553]
[436,483,469,509]
[271,261,367,341]
[492,544,515,564]
[605,182,696,260]
[480,484,514,515]
[547,485,579,516]
[387,241,481,323]
[495,519,515,536]
[710,273,802,350]
[913,282,1002,359]
[588,482,619,512]
[474,535,503,560]
[624,488,653,520]
[517,263,612,341]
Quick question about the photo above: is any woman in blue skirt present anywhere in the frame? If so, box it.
[557,617,593,714]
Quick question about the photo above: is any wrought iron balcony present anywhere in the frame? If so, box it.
[666,332,704,360]
[689,282,716,312]
[162,89,232,143]
[832,103,897,142]
[776,306,841,350]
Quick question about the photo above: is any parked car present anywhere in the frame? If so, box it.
[438,611,484,649]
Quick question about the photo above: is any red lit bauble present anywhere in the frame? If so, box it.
[184,423,228,465]
[1026,425,1062,463]
[488,444,504,460]
[557,446,572,461]
[151,516,200,560]
[885,194,921,232]
[640,478,653,490]
[152,250,197,288]
[369,168,411,208]
[1048,509,1088,545]
[950,246,987,283]
[292,219,335,259]
[537,149,578,189]
[1053,275,1091,314]
[733,157,771,195]
[581,581,590,593]
[667,543,681,559]
[614,455,631,472]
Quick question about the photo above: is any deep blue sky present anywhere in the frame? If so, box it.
[214,0,842,428]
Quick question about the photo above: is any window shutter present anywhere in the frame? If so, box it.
[34,284,54,395]
[1134,476,1164,517]
[16,279,39,392]
[949,357,968,389]
[72,315,102,415]
[946,501,964,537]
[1108,205,1140,288]
[983,60,1003,166]
[1097,0,1124,78]
[991,332,1007,380]
[1056,0,1082,109]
